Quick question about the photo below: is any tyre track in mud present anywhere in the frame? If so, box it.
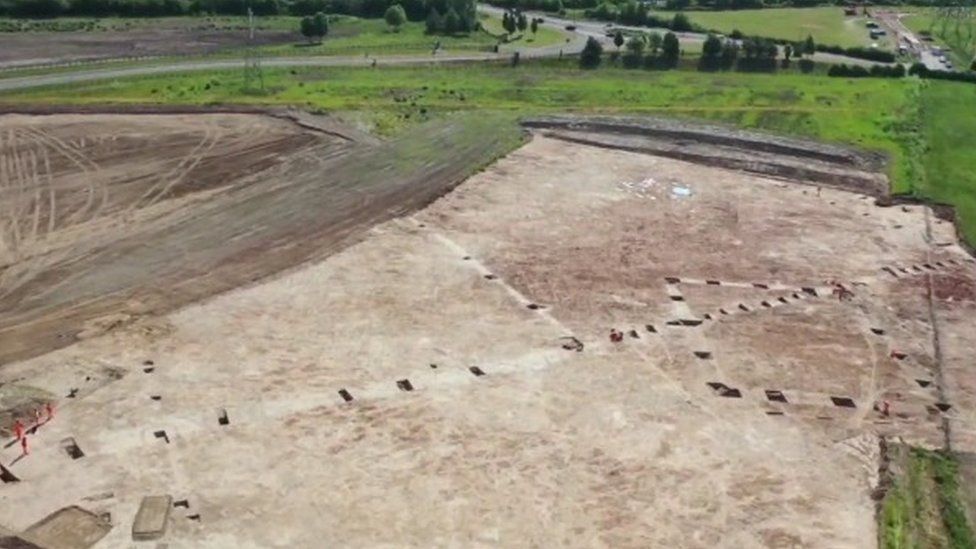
[0,113,521,367]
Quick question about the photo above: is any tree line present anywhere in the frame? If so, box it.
[0,0,472,20]
[582,4,898,65]
[583,31,822,73]
[580,31,976,86]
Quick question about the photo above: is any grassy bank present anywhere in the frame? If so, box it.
[915,81,976,246]
[881,446,975,549]
[1,60,974,244]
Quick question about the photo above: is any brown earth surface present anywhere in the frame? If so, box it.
[0,112,519,367]
[0,26,296,68]
[1,129,974,547]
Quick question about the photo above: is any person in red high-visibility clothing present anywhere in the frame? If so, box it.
[45,402,55,422]
[20,435,29,455]
[13,419,25,441]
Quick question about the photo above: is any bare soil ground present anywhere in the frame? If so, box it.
[0,27,296,69]
[0,112,518,367]
[1,129,974,547]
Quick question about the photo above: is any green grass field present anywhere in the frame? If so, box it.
[0,15,568,70]
[656,7,882,48]
[478,12,568,48]
[259,15,566,56]
[915,81,976,244]
[260,18,495,56]
[1,61,973,244]
[0,62,916,179]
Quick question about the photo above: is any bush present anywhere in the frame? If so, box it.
[736,57,777,72]
[827,63,906,78]
[798,58,815,74]
[670,12,691,32]
[4,0,68,17]
[579,36,602,69]
[816,44,895,63]
[917,67,976,84]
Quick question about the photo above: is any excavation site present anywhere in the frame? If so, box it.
[1,112,975,548]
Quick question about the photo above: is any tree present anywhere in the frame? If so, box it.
[579,36,603,69]
[399,0,426,21]
[671,13,692,32]
[614,31,625,51]
[699,33,722,70]
[730,29,743,40]
[502,11,516,35]
[623,35,645,68]
[647,32,663,56]
[312,11,329,41]
[300,15,316,43]
[426,7,443,33]
[7,0,67,17]
[803,35,816,56]
[783,43,793,61]
[530,18,538,35]
[384,4,406,31]
[517,12,528,33]
[444,7,460,34]
[661,31,680,68]
[625,36,645,55]
[720,40,738,70]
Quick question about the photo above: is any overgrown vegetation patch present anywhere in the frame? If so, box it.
[880,445,976,549]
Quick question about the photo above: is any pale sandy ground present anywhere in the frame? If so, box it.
[1,136,975,548]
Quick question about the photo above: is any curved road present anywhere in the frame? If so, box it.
[0,8,885,92]
[486,4,891,67]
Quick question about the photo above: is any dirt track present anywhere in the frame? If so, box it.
[0,112,521,366]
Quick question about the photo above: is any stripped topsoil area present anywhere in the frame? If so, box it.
[0,25,296,69]
[2,126,975,547]
[524,115,890,196]
[0,111,520,366]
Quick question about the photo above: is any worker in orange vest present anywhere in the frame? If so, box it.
[20,435,29,455]
[45,402,55,422]
[13,419,24,441]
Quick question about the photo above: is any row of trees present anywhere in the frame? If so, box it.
[827,63,906,78]
[423,0,476,34]
[698,33,817,71]
[0,0,281,17]
[0,0,472,19]
[580,32,680,69]
[588,31,821,74]
[587,3,697,32]
[582,4,899,65]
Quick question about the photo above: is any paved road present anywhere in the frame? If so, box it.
[0,53,527,92]
[875,9,945,70]
[0,8,889,93]
[484,5,889,67]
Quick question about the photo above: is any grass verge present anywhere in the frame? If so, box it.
[881,446,976,549]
